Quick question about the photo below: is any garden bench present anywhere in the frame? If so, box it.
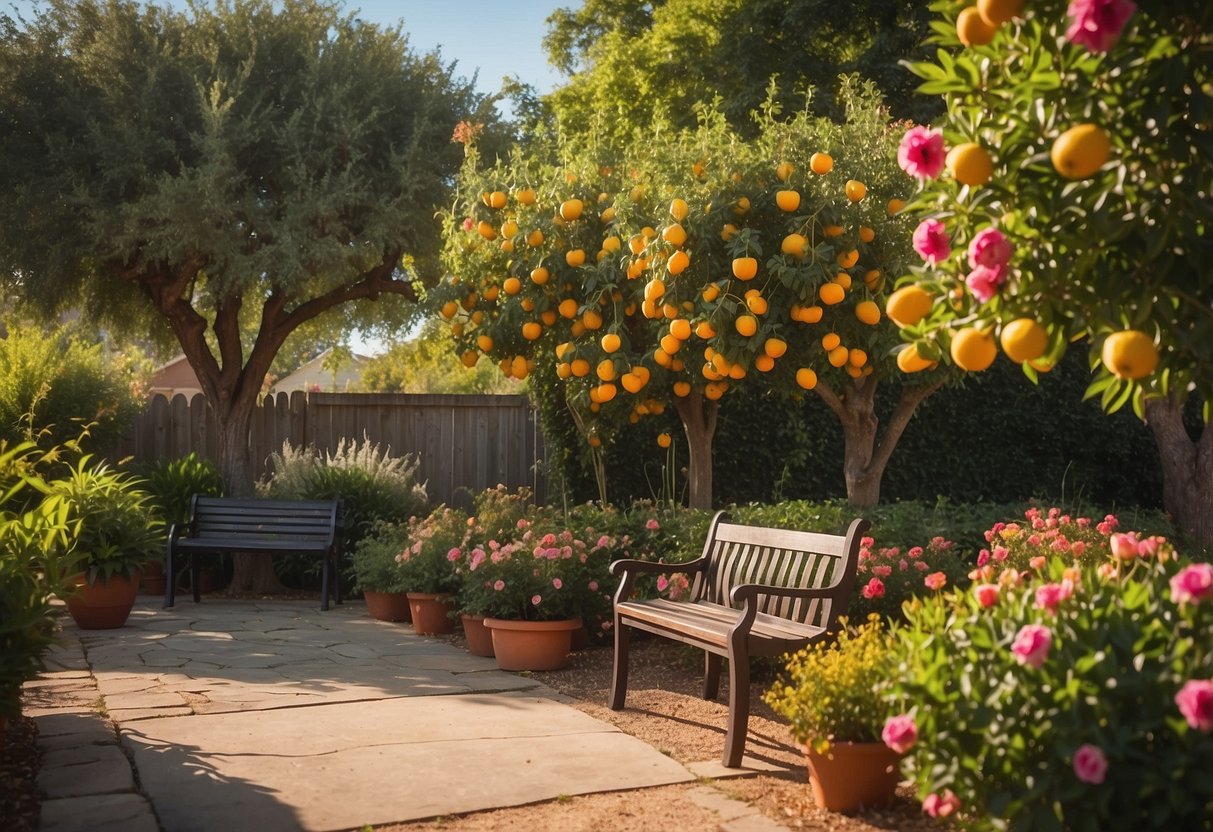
[165,496,343,611]
[609,511,869,767]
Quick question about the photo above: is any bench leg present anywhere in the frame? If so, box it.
[191,555,201,604]
[608,616,630,710]
[722,653,751,768]
[164,543,175,609]
[320,554,330,612]
[703,652,722,700]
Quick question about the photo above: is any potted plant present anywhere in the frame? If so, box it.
[139,452,224,595]
[764,615,902,811]
[351,521,411,622]
[397,506,468,634]
[51,458,164,629]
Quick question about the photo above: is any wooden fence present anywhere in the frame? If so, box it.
[114,392,547,509]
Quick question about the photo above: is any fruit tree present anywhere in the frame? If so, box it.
[437,82,946,509]
[889,0,1212,547]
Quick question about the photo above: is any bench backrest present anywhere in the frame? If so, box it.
[190,496,340,545]
[691,512,868,628]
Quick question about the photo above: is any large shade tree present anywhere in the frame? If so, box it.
[890,0,1212,548]
[0,0,495,590]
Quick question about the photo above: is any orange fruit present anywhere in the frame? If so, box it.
[582,309,603,329]
[810,153,833,175]
[526,229,544,247]
[559,198,584,221]
[819,282,845,305]
[660,334,682,355]
[796,367,819,390]
[601,236,621,253]
[667,249,691,275]
[947,143,994,187]
[957,6,998,46]
[735,315,758,337]
[776,190,801,212]
[776,162,795,182]
[702,284,721,302]
[628,235,647,255]
[521,322,542,341]
[828,345,850,367]
[515,188,537,206]
[662,223,688,247]
[669,198,690,221]
[837,249,859,269]
[644,279,666,302]
[746,293,769,316]
[670,318,692,340]
[978,0,1023,24]
[824,224,844,238]
[848,348,868,367]
[570,358,590,377]
[512,355,529,379]
[530,267,550,285]
[502,277,522,296]
[476,334,493,353]
[781,233,808,259]
[887,198,905,216]
[1101,330,1158,380]
[886,285,933,328]
[896,343,935,373]
[673,381,692,397]
[621,372,644,394]
[951,327,998,371]
[833,272,852,290]
[487,190,507,209]
[450,322,464,337]
[852,300,880,326]
[721,223,738,242]
[440,301,458,320]
[601,332,622,353]
[657,432,672,448]
[695,321,717,339]
[565,249,586,267]
[733,196,751,216]
[999,318,1049,363]
[732,257,758,280]
[653,348,672,367]
[845,180,867,203]
[1051,124,1111,180]
[500,220,518,239]
[800,305,824,324]
[704,381,727,400]
[558,298,578,319]
[764,338,787,358]
[460,350,478,368]
[821,332,841,351]
[595,383,617,402]
[754,354,775,372]
[596,359,616,381]
[599,205,616,223]
[858,226,875,243]
[476,220,496,240]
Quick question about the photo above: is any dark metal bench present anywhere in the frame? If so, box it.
[165,496,343,611]
[608,510,869,767]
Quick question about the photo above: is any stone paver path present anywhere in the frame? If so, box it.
[29,598,704,831]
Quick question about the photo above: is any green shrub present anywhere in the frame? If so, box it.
[350,522,409,594]
[0,322,142,454]
[397,506,467,595]
[138,452,225,528]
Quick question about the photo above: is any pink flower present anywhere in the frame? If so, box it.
[967,227,1013,270]
[1035,581,1074,613]
[1110,532,1139,561]
[1012,624,1052,669]
[1071,541,1087,557]
[912,219,951,265]
[552,578,563,590]
[872,565,893,578]
[924,572,947,591]
[974,584,1000,608]
[861,578,885,599]
[1066,0,1136,52]
[881,714,918,754]
[861,536,875,548]
[531,594,542,606]
[900,559,909,572]
[646,518,660,531]
[447,547,462,562]
[922,790,960,818]
[596,534,611,548]
[1175,679,1213,732]
[1170,563,1213,606]
[908,546,924,559]
[992,545,1009,562]
[588,580,599,591]
[977,549,991,567]
[1030,556,1047,571]
[898,126,946,179]
[493,580,505,591]
[656,575,670,592]
[914,560,929,572]
[966,264,1007,303]
[461,217,474,231]
[1136,536,1163,559]
[1073,743,1108,784]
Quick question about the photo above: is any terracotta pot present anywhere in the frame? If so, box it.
[805,741,901,812]
[65,572,141,630]
[364,590,412,622]
[406,593,456,635]
[140,573,167,596]
[460,614,495,657]
[483,617,582,671]
[570,623,590,651]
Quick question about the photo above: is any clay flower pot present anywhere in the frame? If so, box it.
[805,741,901,811]
[364,590,412,623]
[460,614,495,657]
[483,617,582,671]
[406,592,456,635]
[65,572,141,630]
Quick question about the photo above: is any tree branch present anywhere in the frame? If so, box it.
[868,379,945,477]
[812,380,848,423]
[274,249,411,338]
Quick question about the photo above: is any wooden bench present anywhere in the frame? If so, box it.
[608,510,869,767]
[165,496,343,611]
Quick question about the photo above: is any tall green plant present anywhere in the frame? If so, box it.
[139,452,225,528]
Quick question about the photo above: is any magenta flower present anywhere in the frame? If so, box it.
[493,580,505,591]
[967,227,1013,270]
[1066,0,1136,53]
[531,594,542,606]
[912,219,951,264]
[898,126,946,179]
[1036,581,1074,613]
[922,790,960,818]
[1012,624,1053,669]
[1175,679,1213,732]
[924,572,947,591]
[552,578,563,590]
[966,264,1007,303]
[588,580,599,592]
[646,518,660,531]
[1170,563,1213,606]
[861,578,886,599]
[1073,743,1109,784]
[881,714,918,754]
[974,583,1000,608]
[872,564,893,578]
[447,547,462,562]
[656,575,670,592]
[1110,532,1140,561]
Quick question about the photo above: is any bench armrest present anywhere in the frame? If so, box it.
[610,557,705,606]
[728,581,845,607]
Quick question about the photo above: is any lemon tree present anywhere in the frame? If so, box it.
[438,82,944,509]
[891,1,1212,547]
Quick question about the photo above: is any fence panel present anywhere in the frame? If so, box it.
[114,393,546,509]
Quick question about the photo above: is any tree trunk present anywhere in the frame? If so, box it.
[1145,396,1213,552]
[674,391,718,511]
[815,377,944,511]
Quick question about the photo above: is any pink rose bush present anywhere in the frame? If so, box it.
[890,511,1213,827]
[852,534,961,620]
[912,218,951,264]
[898,126,946,180]
[1066,0,1136,52]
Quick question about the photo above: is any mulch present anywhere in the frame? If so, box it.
[0,717,40,832]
